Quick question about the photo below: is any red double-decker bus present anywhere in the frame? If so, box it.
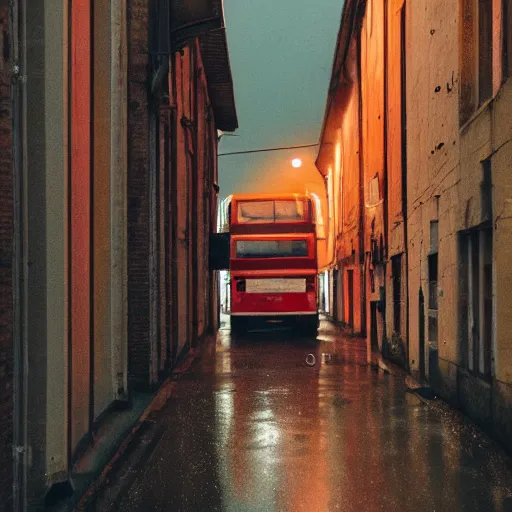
[228,193,319,335]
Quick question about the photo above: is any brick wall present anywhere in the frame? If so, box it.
[0,2,13,508]
[127,0,151,388]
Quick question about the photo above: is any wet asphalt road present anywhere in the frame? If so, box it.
[93,319,512,512]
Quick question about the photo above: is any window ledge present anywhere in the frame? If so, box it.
[459,97,494,134]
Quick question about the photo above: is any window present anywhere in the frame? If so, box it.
[392,255,402,334]
[469,231,480,371]
[482,229,493,374]
[428,254,438,344]
[459,226,493,376]
[309,194,326,239]
[367,175,380,206]
[235,240,308,258]
[1,13,10,71]
[458,234,470,368]
[428,255,438,311]
[238,201,273,223]
[481,159,492,221]
[504,0,512,79]
[370,268,376,293]
[150,0,171,75]
[430,221,439,254]
[237,200,306,223]
[460,0,494,124]
[275,200,306,221]
[478,0,493,102]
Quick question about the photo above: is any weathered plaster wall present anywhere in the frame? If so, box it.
[406,0,460,374]
[407,0,512,451]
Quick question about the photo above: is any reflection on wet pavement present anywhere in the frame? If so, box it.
[111,321,512,512]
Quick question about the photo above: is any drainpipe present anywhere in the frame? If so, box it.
[12,0,29,507]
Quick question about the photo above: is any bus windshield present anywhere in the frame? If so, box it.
[237,199,307,223]
[236,239,309,258]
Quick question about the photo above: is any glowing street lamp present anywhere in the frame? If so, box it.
[291,158,302,168]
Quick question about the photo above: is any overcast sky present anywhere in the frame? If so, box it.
[218,0,344,200]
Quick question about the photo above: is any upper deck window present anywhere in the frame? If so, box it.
[236,240,309,258]
[237,200,307,223]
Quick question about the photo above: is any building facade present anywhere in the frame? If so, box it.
[0,0,237,508]
[127,0,237,389]
[406,0,512,446]
[316,0,408,366]
[5,0,132,506]
[318,0,512,449]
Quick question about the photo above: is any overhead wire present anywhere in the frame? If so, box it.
[218,143,319,156]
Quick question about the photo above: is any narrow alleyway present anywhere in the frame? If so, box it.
[84,320,512,512]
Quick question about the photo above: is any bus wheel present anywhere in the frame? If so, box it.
[230,316,245,336]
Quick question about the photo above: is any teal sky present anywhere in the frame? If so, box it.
[218,0,344,199]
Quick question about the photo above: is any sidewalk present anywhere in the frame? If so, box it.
[48,349,200,512]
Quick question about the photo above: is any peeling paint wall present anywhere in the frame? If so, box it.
[406,0,460,378]
[407,0,512,447]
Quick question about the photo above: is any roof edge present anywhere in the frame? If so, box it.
[315,0,360,175]
[198,27,239,132]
